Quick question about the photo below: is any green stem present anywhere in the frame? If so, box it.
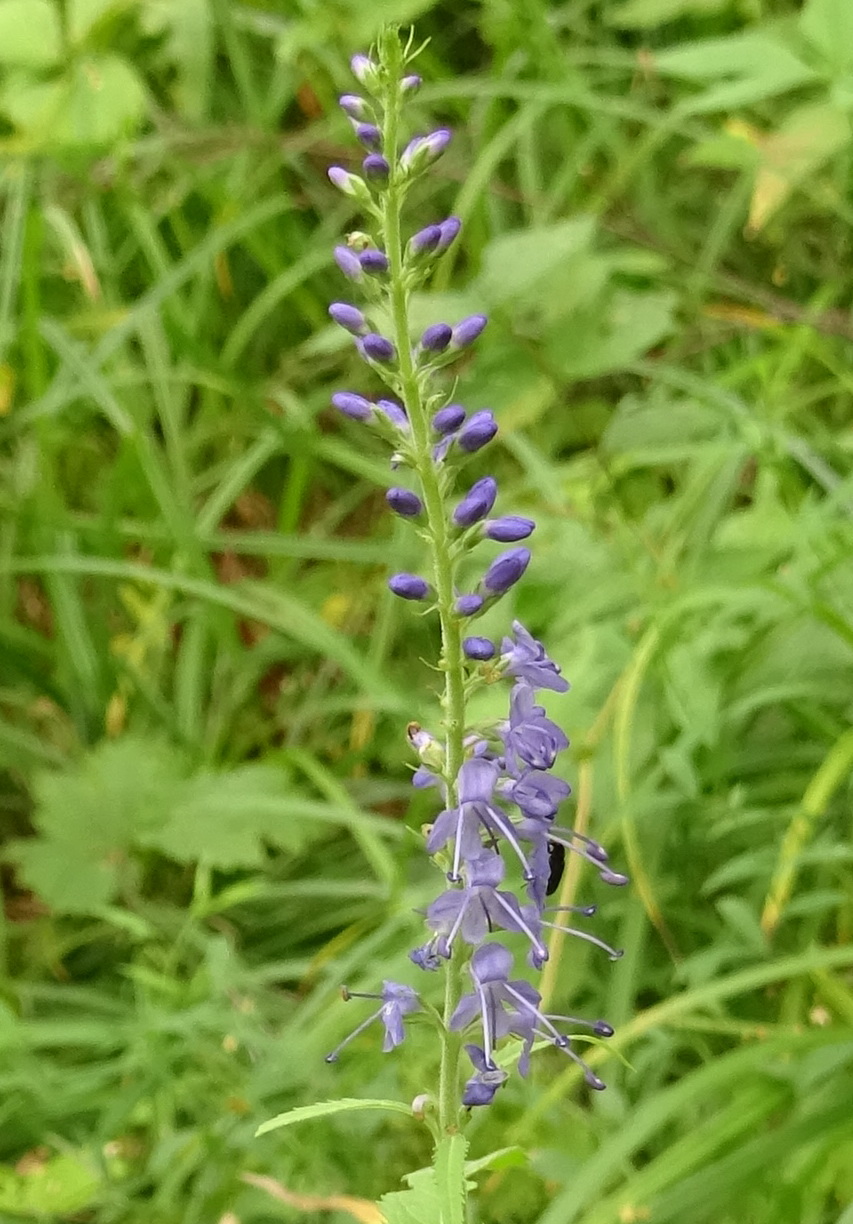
[380,34,467,1134]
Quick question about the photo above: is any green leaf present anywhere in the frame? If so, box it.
[609,0,730,30]
[747,102,851,232]
[1,55,146,148]
[653,31,817,114]
[550,289,677,380]
[434,1135,468,1224]
[0,1152,101,1215]
[380,1172,441,1224]
[67,0,137,43]
[476,218,595,309]
[140,0,213,122]
[0,0,60,68]
[255,1097,413,1137]
[800,0,853,77]
[138,764,308,868]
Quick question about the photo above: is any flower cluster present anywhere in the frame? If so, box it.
[323,33,626,1115]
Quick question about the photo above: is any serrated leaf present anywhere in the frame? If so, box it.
[379,1175,440,1224]
[434,1135,468,1224]
[255,1098,413,1137]
[0,0,60,68]
[139,764,307,868]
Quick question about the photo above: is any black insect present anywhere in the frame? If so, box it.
[546,841,566,897]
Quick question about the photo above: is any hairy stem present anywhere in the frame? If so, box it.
[380,33,466,1133]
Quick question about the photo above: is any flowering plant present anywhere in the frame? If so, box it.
[257,27,627,1218]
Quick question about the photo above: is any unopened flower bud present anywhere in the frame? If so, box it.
[484,516,535,542]
[420,323,452,353]
[354,122,382,150]
[360,333,396,363]
[328,166,370,205]
[482,548,531,596]
[453,477,498,527]
[457,410,497,453]
[333,245,363,281]
[389,574,431,601]
[409,224,442,256]
[328,302,367,334]
[400,129,452,174]
[464,637,495,660]
[359,248,389,275]
[432,404,465,435]
[363,154,390,185]
[451,314,488,348]
[351,54,380,90]
[436,216,462,252]
[339,93,369,119]
[386,488,423,518]
[456,594,483,616]
[401,74,422,94]
[332,392,372,421]
[378,399,408,428]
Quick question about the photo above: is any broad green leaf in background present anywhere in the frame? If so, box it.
[608,0,731,30]
[0,0,60,67]
[0,1152,102,1217]
[800,0,853,78]
[1,55,147,148]
[67,0,138,42]
[653,30,818,114]
[476,219,595,310]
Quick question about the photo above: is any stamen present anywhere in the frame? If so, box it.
[540,921,624,961]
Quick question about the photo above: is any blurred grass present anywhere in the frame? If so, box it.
[0,0,852,1221]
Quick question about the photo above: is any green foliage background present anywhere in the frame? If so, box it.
[0,0,852,1220]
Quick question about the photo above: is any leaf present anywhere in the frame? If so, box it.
[1,55,146,148]
[67,0,137,42]
[0,0,60,68]
[140,0,213,123]
[0,1152,101,1215]
[434,1135,468,1224]
[379,1172,441,1224]
[476,218,595,309]
[747,103,851,232]
[255,1098,413,1137]
[9,735,185,913]
[653,31,817,114]
[608,0,730,30]
[138,764,308,867]
[550,289,677,380]
[800,0,853,77]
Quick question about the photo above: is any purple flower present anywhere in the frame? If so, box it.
[501,621,569,693]
[456,593,483,617]
[409,224,442,256]
[325,981,419,1062]
[450,943,611,1089]
[420,323,453,353]
[401,74,422,93]
[425,758,499,880]
[484,516,535,542]
[400,129,452,174]
[355,122,382,149]
[451,314,488,348]
[329,302,366,334]
[359,333,396,363]
[457,410,497,453]
[388,573,431,601]
[502,683,568,772]
[363,154,390,184]
[332,392,372,421]
[433,404,466,435]
[424,850,545,958]
[463,636,495,661]
[339,93,369,119]
[386,487,423,518]
[334,245,363,280]
[328,166,366,199]
[453,476,498,527]
[359,248,389,274]
[499,768,570,820]
[482,548,530,596]
[462,1044,507,1106]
